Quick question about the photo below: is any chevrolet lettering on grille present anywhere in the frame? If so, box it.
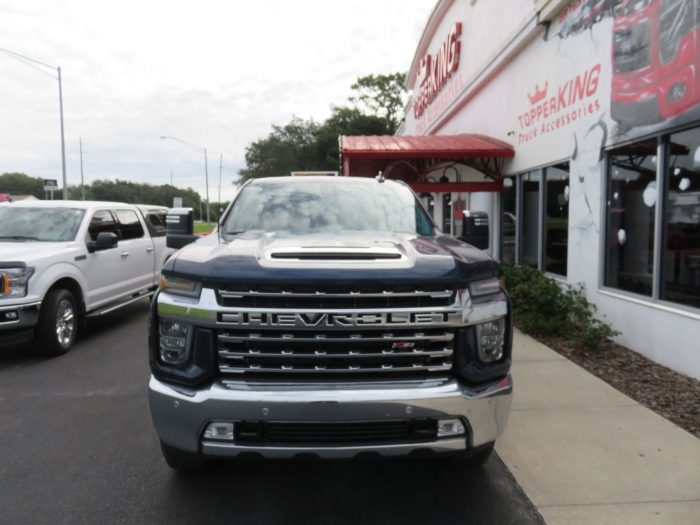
[218,311,461,328]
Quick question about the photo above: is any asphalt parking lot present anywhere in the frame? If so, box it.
[0,301,544,525]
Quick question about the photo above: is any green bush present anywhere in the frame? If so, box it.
[502,265,619,350]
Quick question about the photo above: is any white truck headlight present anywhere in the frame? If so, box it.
[1,267,34,298]
[475,318,506,363]
[159,320,191,365]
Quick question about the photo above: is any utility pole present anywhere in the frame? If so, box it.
[170,168,173,186]
[79,137,85,200]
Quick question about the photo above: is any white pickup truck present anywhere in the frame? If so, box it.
[0,200,174,355]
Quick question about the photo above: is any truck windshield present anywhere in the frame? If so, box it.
[0,207,85,242]
[223,178,434,236]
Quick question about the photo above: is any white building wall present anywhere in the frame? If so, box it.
[403,0,700,379]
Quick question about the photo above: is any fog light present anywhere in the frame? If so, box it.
[437,418,466,437]
[159,320,191,365]
[203,421,234,441]
[476,318,505,363]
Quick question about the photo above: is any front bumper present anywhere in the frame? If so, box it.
[149,374,513,459]
[0,301,41,346]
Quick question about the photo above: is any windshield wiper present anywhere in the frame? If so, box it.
[0,235,39,241]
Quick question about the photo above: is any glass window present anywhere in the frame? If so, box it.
[605,143,658,296]
[145,212,167,237]
[501,176,517,264]
[88,210,119,241]
[442,193,452,234]
[0,207,85,242]
[114,210,144,240]
[544,163,570,276]
[222,177,435,236]
[521,171,540,268]
[663,128,700,308]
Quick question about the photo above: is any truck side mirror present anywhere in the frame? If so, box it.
[87,231,119,253]
[166,207,198,249]
[459,211,490,250]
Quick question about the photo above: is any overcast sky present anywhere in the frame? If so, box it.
[0,1,433,202]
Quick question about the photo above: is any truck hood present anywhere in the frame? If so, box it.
[167,231,499,287]
[0,241,75,266]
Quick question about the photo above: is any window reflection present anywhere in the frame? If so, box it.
[521,171,540,268]
[664,129,700,308]
[605,143,657,296]
[501,176,516,264]
[545,163,569,276]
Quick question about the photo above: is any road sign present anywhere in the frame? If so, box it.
[43,179,59,191]
[173,197,183,208]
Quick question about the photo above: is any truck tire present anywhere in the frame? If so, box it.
[160,441,207,472]
[36,289,78,356]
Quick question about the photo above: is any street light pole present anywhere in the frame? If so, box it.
[79,137,85,200]
[203,147,210,224]
[218,153,223,206]
[160,135,210,224]
[58,66,67,199]
[0,47,68,199]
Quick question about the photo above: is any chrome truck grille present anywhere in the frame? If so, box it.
[215,287,461,378]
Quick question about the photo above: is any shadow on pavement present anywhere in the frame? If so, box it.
[152,455,543,525]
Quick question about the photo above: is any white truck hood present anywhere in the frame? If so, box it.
[0,242,75,265]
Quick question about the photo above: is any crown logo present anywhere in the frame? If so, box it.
[527,82,548,105]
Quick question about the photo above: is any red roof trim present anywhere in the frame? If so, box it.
[341,134,514,159]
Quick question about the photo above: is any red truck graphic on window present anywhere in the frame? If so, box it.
[611,0,700,127]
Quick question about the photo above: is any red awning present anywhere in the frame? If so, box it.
[341,134,514,160]
[340,134,514,191]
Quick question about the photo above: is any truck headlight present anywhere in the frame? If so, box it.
[475,318,506,363]
[1,267,34,298]
[159,320,191,365]
[468,277,501,300]
[159,275,201,298]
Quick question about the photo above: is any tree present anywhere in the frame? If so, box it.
[349,72,408,134]
[315,107,392,167]
[239,118,323,181]
[0,172,45,198]
[239,72,409,179]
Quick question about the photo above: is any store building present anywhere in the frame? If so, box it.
[342,0,700,380]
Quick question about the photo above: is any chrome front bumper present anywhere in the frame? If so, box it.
[149,374,513,459]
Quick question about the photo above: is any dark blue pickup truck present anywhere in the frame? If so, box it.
[148,175,512,471]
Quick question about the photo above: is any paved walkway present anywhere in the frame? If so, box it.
[496,330,700,525]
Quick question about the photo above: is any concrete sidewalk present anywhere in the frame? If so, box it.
[496,330,700,525]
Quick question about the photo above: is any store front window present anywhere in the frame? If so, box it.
[605,143,657,296]
[664,128,700,308]
[442,193,452,234]
[544,163,569,276]
[521,171,540,268]
[501,176,516,264]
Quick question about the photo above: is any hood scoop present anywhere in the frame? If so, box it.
[269,247,403,261]
[267,243,406,262]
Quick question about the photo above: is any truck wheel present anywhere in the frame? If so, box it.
[36,289,78,356]
[160,441,207,472]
